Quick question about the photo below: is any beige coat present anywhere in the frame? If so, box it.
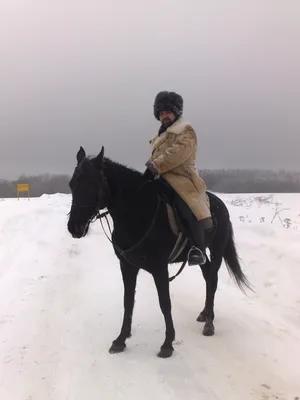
[148,117,211,221]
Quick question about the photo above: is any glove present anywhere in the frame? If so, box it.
[144,161,160,181]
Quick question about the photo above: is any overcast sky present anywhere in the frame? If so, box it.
[0,0,299,179]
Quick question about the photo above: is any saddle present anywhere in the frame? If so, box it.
[156,179,214,264]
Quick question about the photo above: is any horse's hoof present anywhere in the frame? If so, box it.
[202,322,215,336]
[197,312,206,322]
[157,347,174,358]
[109,342,126,354]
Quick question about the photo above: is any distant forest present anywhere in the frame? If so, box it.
[1,169,300,198]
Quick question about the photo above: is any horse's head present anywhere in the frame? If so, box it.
[67,146,109,238]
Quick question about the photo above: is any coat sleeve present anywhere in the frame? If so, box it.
[152,127,196,174]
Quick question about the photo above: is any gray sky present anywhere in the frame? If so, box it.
[1,1,300,179]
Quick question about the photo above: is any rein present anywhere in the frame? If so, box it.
[97,204,187,282]
[96,193,161,268]
[96,179,187,281]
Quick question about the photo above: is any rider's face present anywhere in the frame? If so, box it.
[159,111,176,126]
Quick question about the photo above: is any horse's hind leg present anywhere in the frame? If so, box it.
[109,261,139,354]
[152,266,175,358]
[197,254,222,336]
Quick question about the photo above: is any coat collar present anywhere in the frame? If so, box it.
[149,117,190,144]
[165,117,190,134]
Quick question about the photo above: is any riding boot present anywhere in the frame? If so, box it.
[186,219,207,266]
[172,193,208,266]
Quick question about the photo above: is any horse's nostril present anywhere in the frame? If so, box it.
[68,221,81,236]
[74,225,81,234]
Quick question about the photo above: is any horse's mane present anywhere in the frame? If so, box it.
[88,155,145,195]
[87,154,141,174]
[103,157,142,177]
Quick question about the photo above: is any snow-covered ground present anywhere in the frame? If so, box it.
[0,193,299,400]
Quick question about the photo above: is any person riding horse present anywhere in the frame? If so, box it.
[145,91,213,266]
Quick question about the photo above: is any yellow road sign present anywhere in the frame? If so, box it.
[17,184,29,192]
[17,183,30,200]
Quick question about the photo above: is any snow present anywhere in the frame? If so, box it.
[0,192,299,400]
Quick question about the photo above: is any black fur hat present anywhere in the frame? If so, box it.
[153,91,183,120]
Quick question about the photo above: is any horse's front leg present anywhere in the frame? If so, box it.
[152,265,175,358]
[109,261,139,354]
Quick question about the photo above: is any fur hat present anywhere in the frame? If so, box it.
[153,91,183,120]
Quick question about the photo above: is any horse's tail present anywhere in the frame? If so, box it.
[223,221,254,294]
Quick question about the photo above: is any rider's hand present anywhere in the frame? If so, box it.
[144,161,160,180]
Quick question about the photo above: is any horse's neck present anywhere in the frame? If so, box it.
[104,162,140,202]
[104,161,150,215]
[104,162,158,238]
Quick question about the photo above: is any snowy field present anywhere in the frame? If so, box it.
[0,192,299,400]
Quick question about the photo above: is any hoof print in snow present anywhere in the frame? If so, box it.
[174,340,183,346]
[3,355,12,364]
[68,245,80,257]
[0,314,15,325]
[264,281,273,288]
[109,342,126,354]
[261,384,271,390]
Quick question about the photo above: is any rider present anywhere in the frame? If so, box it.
[145,91,213,266]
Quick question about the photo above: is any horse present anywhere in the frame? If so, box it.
[67,146,252,358]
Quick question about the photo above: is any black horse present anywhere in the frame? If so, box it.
[67,146,252,358]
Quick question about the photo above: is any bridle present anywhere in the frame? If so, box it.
[70,165,162,264]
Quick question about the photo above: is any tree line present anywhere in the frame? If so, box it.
[201,169,300,193]
[0,169,299,198]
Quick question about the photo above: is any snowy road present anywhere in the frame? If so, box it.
[0,194,299,399]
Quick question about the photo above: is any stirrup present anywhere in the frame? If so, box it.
[188,246,206,266]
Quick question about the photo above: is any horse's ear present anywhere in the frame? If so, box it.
[95,146,104,168]
[77,146,86,164]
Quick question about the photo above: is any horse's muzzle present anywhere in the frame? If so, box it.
[68,221,89,238]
